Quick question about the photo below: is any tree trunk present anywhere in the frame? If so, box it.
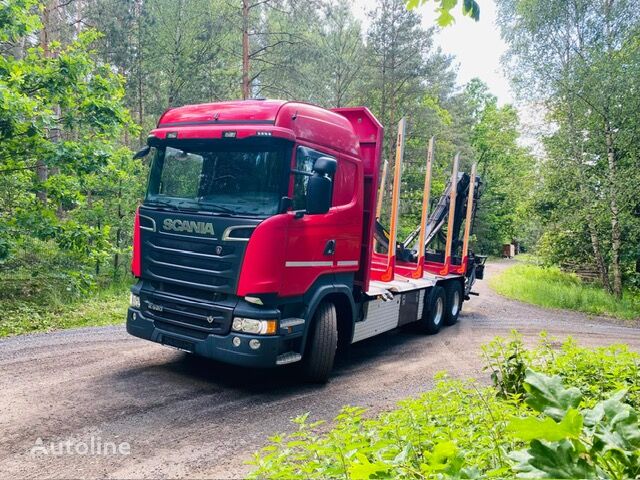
[241,0,250,100]
[605,123,622,298]
[135,0,144,143]
[35,160,48,203]
[566,98,611,292]
[586,212,611,292]
[113,181,124,277]
[35,1,55,203]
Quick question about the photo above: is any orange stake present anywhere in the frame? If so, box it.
[376,160,389,220]
[459,163,477,274]
[381,118,405,282]
[441,153,459,276]
[411,137,434,279]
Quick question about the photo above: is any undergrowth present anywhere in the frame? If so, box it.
[250,333,640,479]
[0,277,130,337]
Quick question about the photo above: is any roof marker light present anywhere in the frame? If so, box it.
[223,131,237,138]
[166,131,178,139]
[256,131,272,136]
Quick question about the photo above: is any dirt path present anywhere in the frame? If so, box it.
[1,260,639,479]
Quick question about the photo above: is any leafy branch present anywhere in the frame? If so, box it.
[405,0,480,26]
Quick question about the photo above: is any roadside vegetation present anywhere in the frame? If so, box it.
[490,263,640,321]
[250,334,640,479]
[0,276,129,338]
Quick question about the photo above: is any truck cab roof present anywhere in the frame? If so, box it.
[154,100,361,157]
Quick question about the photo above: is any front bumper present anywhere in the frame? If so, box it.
[126,308,300,368]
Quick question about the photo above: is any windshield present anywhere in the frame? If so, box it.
[145,139,291,216]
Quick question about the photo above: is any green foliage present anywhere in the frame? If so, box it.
[250,375,522,479]
[496,0,640,295]
[508,370,640,479]
[0,273,130,337]
[0,0,40,42]
[467,83,536,254]
[482,331,528,398]
[405,0,480,26]
[483,332,640,410]
[490,263,640,320]
[251,338,640,479]
[1,0,144,299]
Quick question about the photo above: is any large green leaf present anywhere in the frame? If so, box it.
[587,390,640,455]
[510,439,596,479]
[507,408,583,441]
[523,369,582,421]
[347,453,391,479]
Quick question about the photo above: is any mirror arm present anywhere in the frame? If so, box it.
[133,145,151,160]
[290,169,313,177]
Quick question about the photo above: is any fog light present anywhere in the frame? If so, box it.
[129,293,140,309]
[232,336,241,347]
[132,312,137,320]
[249,339,261,350]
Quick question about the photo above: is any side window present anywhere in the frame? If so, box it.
[292,146,336,210]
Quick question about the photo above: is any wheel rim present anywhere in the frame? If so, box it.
[434,297,443,325]
[451,291,460,316]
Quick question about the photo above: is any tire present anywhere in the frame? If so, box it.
[301,302,338,383]
[443,281,463,326]
[417,286,445,335]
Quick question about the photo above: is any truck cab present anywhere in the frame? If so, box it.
[127,100,375,380]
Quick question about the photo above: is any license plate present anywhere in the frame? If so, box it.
[161,335,195,353]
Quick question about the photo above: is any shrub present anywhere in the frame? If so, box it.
[250,335,640,479]
[249,376,523,479]
[508,370,640,479]
[484,332,640,409]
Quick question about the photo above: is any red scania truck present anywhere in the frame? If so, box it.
[127,100,484,382]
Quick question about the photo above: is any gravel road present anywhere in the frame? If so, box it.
[1,260,639,479]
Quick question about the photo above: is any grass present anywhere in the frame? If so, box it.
[489,263,640,320]
[0,279,130,338]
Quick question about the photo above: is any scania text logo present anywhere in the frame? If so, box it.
[163,218,214,236]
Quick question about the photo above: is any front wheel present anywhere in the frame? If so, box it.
[301,302,337,383]
[443,281,463,326]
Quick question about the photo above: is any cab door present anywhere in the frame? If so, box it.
[281,145,362,296]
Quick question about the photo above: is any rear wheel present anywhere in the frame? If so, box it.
[417,286,445,335]
[301,302,337,383]
[443,281,463,326]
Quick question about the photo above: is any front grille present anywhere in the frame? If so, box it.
[140,291,233,338]
[150,281,228,303]
[141,234,241,294]
[137,206,259,302]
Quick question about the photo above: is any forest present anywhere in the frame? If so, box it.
[0,0,639,329]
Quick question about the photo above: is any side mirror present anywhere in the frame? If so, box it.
[306,174,332,214]
[305,156,336,215]
[313,156,337,176]
[133,146,151,159]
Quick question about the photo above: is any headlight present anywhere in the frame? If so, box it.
[232,317,277,335]
[129,293,141,309]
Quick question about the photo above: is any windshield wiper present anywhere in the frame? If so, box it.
[145,199,200,212]
[197,201,235,214]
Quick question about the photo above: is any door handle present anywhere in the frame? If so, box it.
[323,239,336,256]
